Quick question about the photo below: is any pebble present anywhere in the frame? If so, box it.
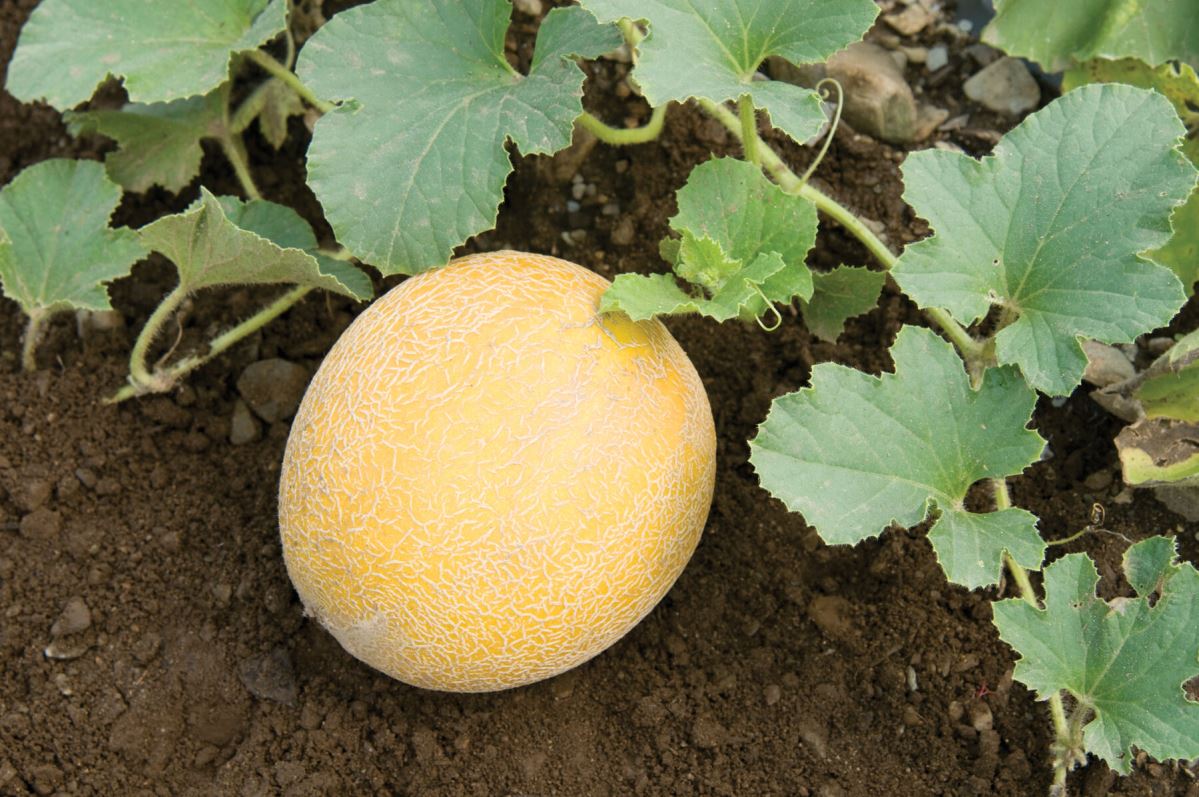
[14,478,51,512]
[1081,340,1136,387]
[902,705,922,726]
[968,700,993,732]
[229,400,261,446]
[691,715,727,749]
[826,42,920,144]
[239,647,298,705]
[19,508,61,540]
[51,596,92,637]
[925,45,949,72]
[95,477,121,496]
[610,217,636,246]
[807,595,855,642]
[964,57,1041,115]
[884,4,933,36]
[1084,469,1114,492]
[764,684,781,706]
[237,359,309,423]
[512,0,542,15]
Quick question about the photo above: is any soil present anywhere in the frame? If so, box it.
[1,2,1197,796]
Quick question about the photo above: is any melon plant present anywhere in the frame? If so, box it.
[2,0,1199,791]
[278,251,716,691]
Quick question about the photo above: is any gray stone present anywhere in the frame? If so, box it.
[229,400,261,446]
[51,596,91,637]
[884,4,933,36]
[925,44,949,72]
[964,57,1041,115]
[826,42,920,144]
[239,647,298,705]
[237,359,309,423]
[1082,340,1136,388]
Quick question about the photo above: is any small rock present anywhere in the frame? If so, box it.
[239,647,298,705]
[1084,469,1114,492]
[44,639,90,660]
[966,43,1001,66]
[797,718,828,758]
[884,4,933,36]
[511,0,542,15]
[610,217,636,246]
[14,478,52,512]
[968,699,993,732]
[902,705,922,726]
[925,45,949,72]
[95,477,121,496]
[900,46,928,64]
[914,104,951,141]
[19,508,61,540]
[691,715,727,749]
[1155,485,1199,522]
[159,529,182,552]
[51,596,92,637]
[237,359,309,423]
[212,583,233,606]
[826,42,920,144]
[807,595,855,642]
[229,399,261,446]
[30,763,63,796]
[964,57,1041,115]
[1082,340,1136,387]
[764,684,781,706]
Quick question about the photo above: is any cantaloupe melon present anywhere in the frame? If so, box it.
[278,250,716,691]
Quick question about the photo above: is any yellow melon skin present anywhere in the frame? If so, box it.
[278,250,716,692]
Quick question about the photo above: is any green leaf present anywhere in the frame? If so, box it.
[750,326,1046,589]
[1062,59,1199,295]
[1137,331,1199,422]
[7,0,286,108]
[138,189,371,300]
[0,159,146,319]
[983,0,1199,71]
[992,538,1199,773]
[65,87,228,194]
[579,0,878,145]
[601,158,815,321]
[800,266,886,342]
[298,1,621,274]
[892,84,1195,396]
[255,78,306,150]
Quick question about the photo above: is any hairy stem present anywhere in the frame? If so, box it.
[21,310,47,371]
[217,133,262,200]
[246,50,334,114]
[578,105,668,146]
[126,285,189,390]
[109,285,313,404]
[739,95,758,165]
[229,80,275,135]
[994,477,1077,793]
[696,97,986,363]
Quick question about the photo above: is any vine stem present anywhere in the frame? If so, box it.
[739,95,759,165]
[21,311,46,371]
[246,50,334,114]
[217,133,262,200]
[108,286,313,404]
[695,97,987,364]
[578,105,668,145]
[994,477,1076,792]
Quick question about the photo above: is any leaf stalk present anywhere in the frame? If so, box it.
[217,133,263,200]
[577,104,668,145]
[21,310,47,371]
[739,95,758,165]
[246,50,334,114]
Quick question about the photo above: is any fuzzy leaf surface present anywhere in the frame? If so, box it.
[1063,59,1199,294]
[893,84,1195,396]
[750,326,1046,588]
[255,78,306,149]
[0,159,146,317]
[138,190,371,299]
[983,0,1199,71]
[298,1,621,274]
[993,537,1199,773]
[800,266,886,342]
[7,0,286,108]
[66,87,228,194]
[580,0,876,145]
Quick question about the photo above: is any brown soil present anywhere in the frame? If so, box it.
[1,2,1197,796]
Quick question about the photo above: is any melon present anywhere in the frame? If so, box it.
[278,250,716,691]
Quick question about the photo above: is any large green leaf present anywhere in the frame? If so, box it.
[138,190,371,300]
[1063,59,1199,295]
[892,84,1195,396]
[298,1,621,275]
[579,0,877,145]
[7,0,286,108]
[66,87,229,194]
[0,159,146,318]
[993,537,1199,773]
[983,0,1199,71]
[601,157,815,322]
[750,326,1046,589]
